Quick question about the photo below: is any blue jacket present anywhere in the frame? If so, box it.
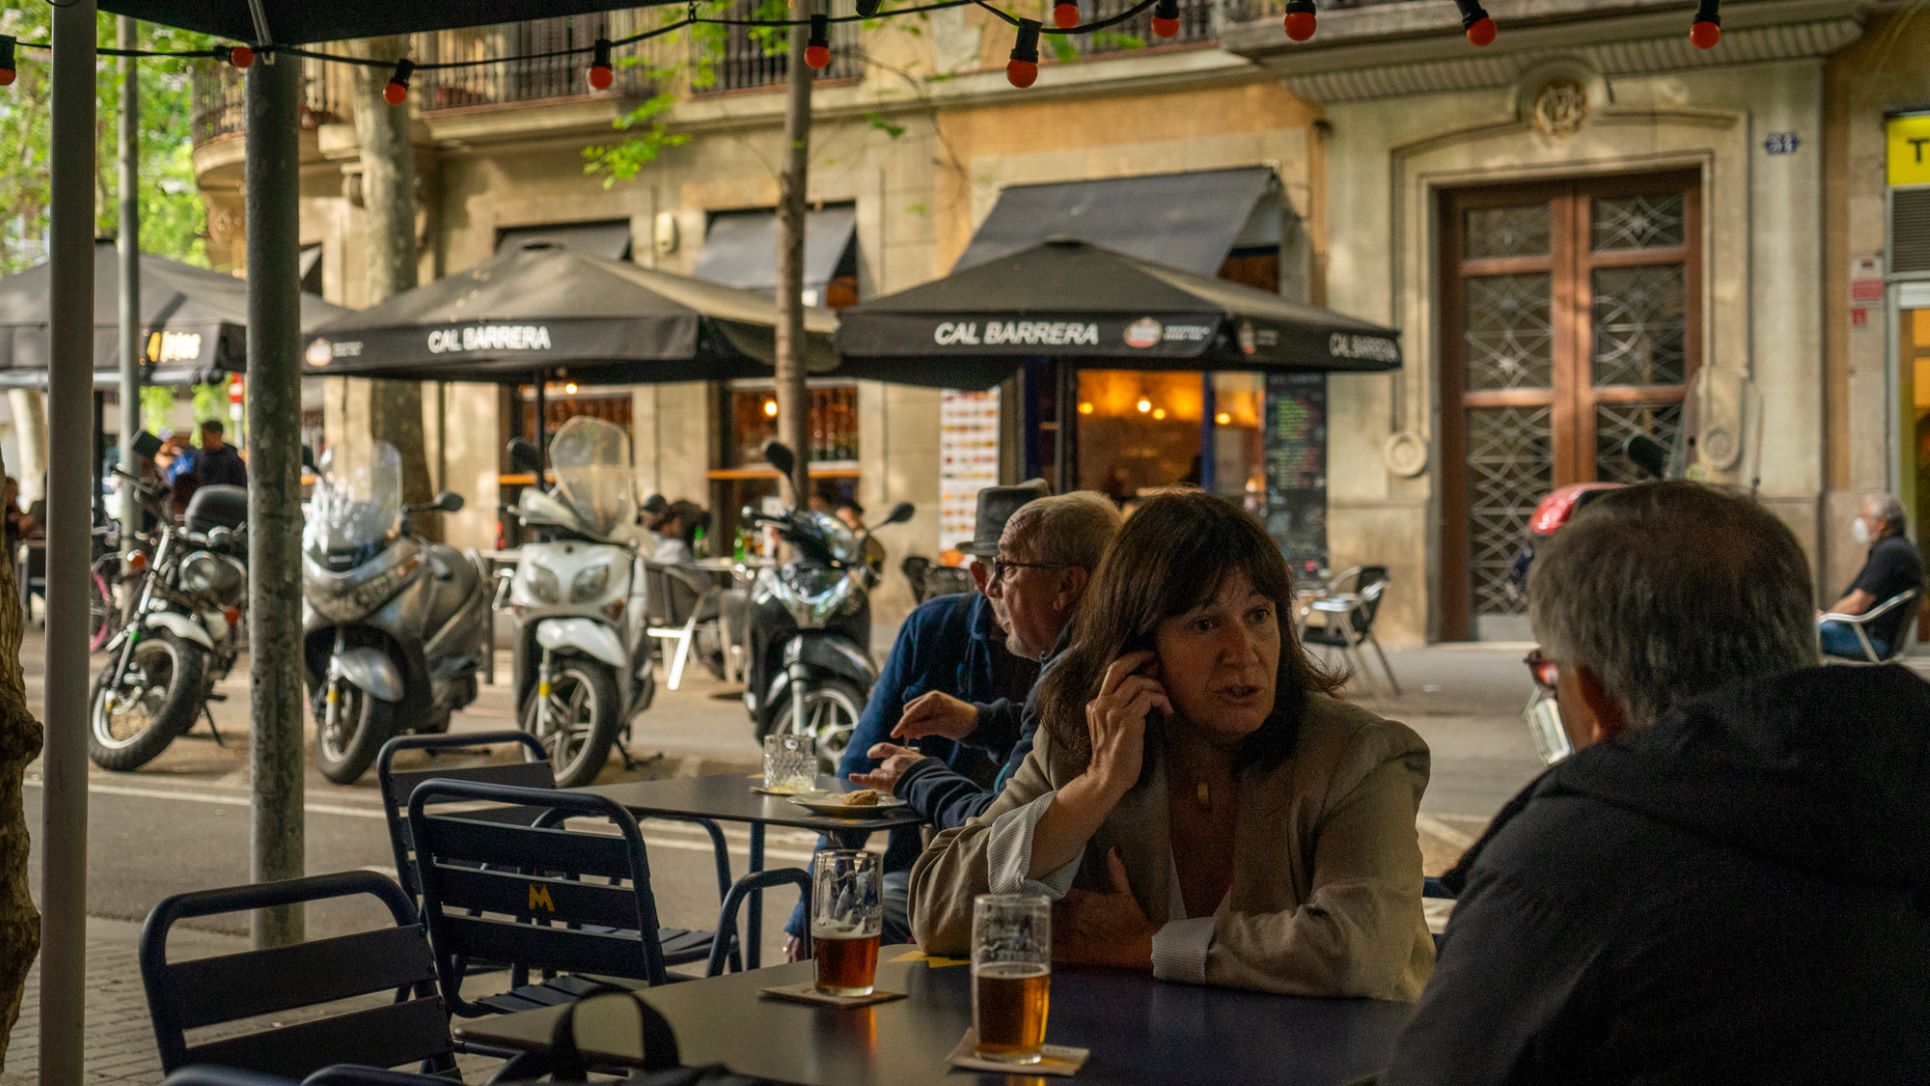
[784,591,1037,937]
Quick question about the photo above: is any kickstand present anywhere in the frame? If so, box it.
[203,704,226,748]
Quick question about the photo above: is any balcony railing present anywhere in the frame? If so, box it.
[417,14,657,110]
[191,57,352,144]
[693,4,862,94]
[1070,0,1220,55]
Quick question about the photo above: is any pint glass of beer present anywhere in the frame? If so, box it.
[811,849,883,996]
[972,893,1051,1064]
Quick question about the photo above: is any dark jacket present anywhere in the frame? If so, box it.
[783,592,1037,937]
[1382,665,1930,1086]
[195,444,248,489]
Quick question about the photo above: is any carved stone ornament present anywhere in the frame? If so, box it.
[1531,79,1589,138]
[1383,430,1429,478]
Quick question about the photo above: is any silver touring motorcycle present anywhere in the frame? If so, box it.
[302,442,488,784]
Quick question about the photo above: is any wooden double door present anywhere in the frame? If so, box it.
[1440,171,1702,639]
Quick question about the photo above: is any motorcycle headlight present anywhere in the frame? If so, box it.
[182,552,245,603]
[570,562,612,603]
[529,565,562,604]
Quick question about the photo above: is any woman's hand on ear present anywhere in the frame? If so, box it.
[1083,650,1170,803]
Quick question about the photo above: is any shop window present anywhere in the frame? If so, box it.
[710,381,861,542]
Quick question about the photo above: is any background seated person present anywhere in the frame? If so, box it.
[1819,492,1923,659]
[909,491,1435,999]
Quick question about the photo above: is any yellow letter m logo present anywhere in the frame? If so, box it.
[527,883,556,913]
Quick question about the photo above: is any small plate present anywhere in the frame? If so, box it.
[787,790,909,816]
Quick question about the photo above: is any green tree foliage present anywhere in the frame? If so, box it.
[0,9,213,273]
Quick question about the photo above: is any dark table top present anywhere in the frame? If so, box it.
[578,774,926,837]
[454,951,1413,1086]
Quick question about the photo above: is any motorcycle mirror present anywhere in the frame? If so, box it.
[881,501,915,527]
[435,490,466,514]
[507,439,542,476]
[740,504,757,524]
[1622,435,1670,481]
[131,430,163,461]
[300,443,318,473]
[762,440,796,487]
[207,526,232,550]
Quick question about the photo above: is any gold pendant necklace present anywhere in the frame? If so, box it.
[1195,779,1211,810]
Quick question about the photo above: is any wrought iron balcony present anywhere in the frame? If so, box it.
[190,57,351,144]
[692,4,862,94]
[415,15,656,110]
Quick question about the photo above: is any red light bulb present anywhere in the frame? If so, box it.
[384,80,408,106]
[1283,10,1316,41]
[1007,18,1041,89]
[805,43,831,69]
[587,63,614,89]
[1466,17,1495,46]
[0,70,13,88]
[1153,14,1179,36]
[1052,1,1079,29]
[1689,19,1720,48]
[1,35,17,85]
[1006,58,1038,88]
[228,45,255,69]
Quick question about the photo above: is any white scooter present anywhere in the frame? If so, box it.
[499,417,654,787]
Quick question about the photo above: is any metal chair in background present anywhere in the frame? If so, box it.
[643,562,714,690]
[1299,565,1401,699]
[1819,589,1920,666]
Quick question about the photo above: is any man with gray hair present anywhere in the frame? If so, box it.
[1383,482,1930,1084]
[1819,492,1922,660]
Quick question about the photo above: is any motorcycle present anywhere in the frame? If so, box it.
[741,441,913,770]
[302,442,487,785]
[1520,367,1763,763]
[88,469,249,771]
[499,418,655,788]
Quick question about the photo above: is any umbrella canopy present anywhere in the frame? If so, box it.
[97,0,670,46]
[303,242,839,385]
[0,240,349,389]
[833,237,1403,389]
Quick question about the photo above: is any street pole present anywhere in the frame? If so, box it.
[119,17,143,547]
[774,18,813,500]
[245,52,306,948]
[40,0,98,1080]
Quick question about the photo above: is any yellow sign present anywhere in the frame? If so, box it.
[527,883,555,912]
[1888,113,1930,186]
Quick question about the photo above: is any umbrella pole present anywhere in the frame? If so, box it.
[118,16,142,550]
[533,375,548,472]
[39,1,98,1080]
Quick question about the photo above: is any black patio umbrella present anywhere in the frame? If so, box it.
[832,236,1402,388]
[302,242,839,385]
[0,239,349,389]
[98,0,671,45]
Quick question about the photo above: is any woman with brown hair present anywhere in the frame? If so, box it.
[908,491,1434,998]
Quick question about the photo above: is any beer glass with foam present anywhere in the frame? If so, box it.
[811,849,882,996]
[972,893,1051,1064]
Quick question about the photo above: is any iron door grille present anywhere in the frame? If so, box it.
[1893,187,1930,277]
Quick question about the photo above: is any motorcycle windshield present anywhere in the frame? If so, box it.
[550,417,637,540]
[311,442,402,554]
[804,511,862,565]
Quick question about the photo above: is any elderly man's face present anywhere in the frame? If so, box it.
[984,523,1075,660]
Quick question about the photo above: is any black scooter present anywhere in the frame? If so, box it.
[741,441,912,770]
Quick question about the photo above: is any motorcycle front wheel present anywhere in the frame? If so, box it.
[521,658,621,788]
[314,678,396,785]
[765,677,865,774]
[89,630,206,772]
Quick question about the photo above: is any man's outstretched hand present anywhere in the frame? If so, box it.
[893,690,979,741]
[848,742,925,794]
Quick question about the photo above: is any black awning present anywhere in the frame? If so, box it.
[304,244,838,385]
[954,167,1279,277]
[691,206,857,307]
[832,238,1400,389]
[98,0,677,46]
[496,221,633,261]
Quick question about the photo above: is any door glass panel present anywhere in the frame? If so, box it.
[1591,194,1685,251]
[1465,205,1550,259]
[1591,265,1686,387]
[1465,273,1555,391]
[1595,402,1684,484]
[1466,404,1554,617]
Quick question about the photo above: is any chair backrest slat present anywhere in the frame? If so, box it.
[433,914,651,980]
[429,865,645,932]
[375,732,553,902]
[182,997,455,1082]
[168,926,437,1030]
[417,812,634,880]
[383,761,556,812]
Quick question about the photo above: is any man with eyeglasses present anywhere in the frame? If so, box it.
[1381,482,1930,1085]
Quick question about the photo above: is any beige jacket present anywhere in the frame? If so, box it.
[907,695,1436,1000]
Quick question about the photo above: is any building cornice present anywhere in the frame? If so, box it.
[1222,0,1866,102]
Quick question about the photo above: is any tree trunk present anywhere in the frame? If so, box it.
[6,391,48,503]
[774,22,813,500]
[0,441,45,1069]
[349,38,435,522]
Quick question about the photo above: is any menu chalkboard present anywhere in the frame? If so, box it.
[1264,373,1328,575]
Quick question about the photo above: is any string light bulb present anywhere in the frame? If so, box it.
[1452,0,1495,46]
[1689,0,1721,48]
[856,0,882,15]
[226,44,256,69]
[384,59,414,106]
[805,14,832,70]
[1152,0,1181,38]
[587,38,614,90]
[1053,0,1080,29]
[1006,18,1041,89]
[1283,0,1316,42]
[0,37,15,87]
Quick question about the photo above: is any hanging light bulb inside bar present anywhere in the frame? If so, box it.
[1006,18,1041,89]
[1152,0,1181,38]
[587,38,614,90]
[384,59,414,106]
[1452,0,1495,46]
[1689,0,1721,48]
[1283,0,1316,42]
[805,14,832,70]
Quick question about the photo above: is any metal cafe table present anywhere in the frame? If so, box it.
[575,774,922,969]
[455,950,1415,1086]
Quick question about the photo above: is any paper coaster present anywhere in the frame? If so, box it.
[946,1030,1089,1077]
[748,783,809,796]
[758,982,908,1008]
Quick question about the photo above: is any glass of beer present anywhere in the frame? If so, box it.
[763,732,816,793]
[811,849,883,996]
[972,893,1051,1064]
